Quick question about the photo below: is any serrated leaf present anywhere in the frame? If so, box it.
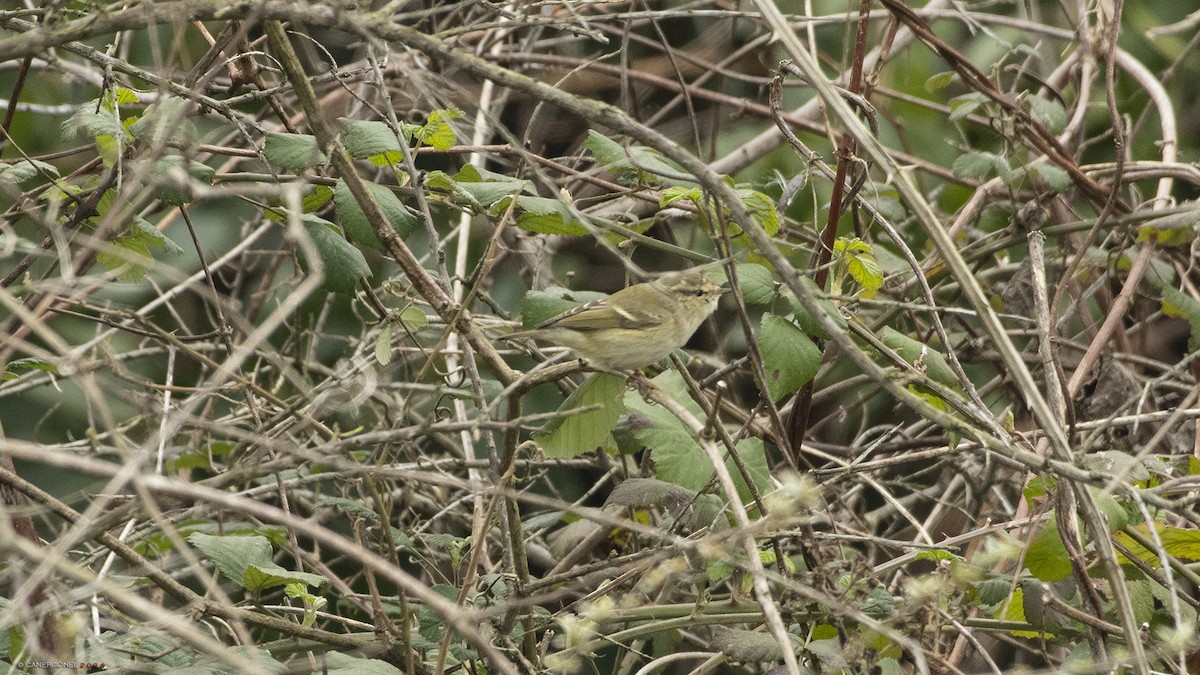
[1137,205,1200,247]
[710,626,798,662]
[113,88,141,104]
[863,194,907,223]
[303,184,334,212]
[339,118,401,159]
[264,132,327,169]
[128,218,183,255]
[536,373,625,458]
[879,326,960,390]
[1026,96,1066,134]
[624,370,712,491]
[242,561,326,592]
[948,93,988,121]
[758,314,821,403]
[1115,522,1200,565]
[736,188,780,236]
[582,131,628,171]
[427,165,531,209]
[128,97,194,145]
[496,195,588,235]
[187,533,273,590]
[1023,475,1058,503]
[952,151,1010,181]
[376,322,393,365]
[62,103,126,142]
[728,438,771,505]
[834,236,883,296]
[973,577,1013,609]
[298,214,372,295]
[1029,163,1071,192]
[333,179,417,252]
[925,71,956,92]
[1160,285,1200,351]
[785,277,847,340]
[0,159,59,186]
[412,108,462,151]
[324,652,404,675]
[661,185,702,207]
[1024,514,1072,582]
[399,305,428,333]
[136,154,215,206]
[605,477,694,509]
[519,287,606,328]
[582,130,679,186]
[97,238,153,282]
[732,263,775,304]
[2,357,58,381]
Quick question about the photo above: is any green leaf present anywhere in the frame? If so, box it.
[582,130,679,186]
[324,652,404,675]
[399,305,428,333]
[605,477,694,509]
[298,214,372,295]
[0,159,59,186]
[187,533,272,590]
[333,179,417,252]
[833,236,884,297]
[1028,163,1071,192]
[411,108,462,151]
[710,626,799,662]
[2,357,58,381]
[1115,522,1200,565]
[1024,514,1072,582]
[1160,285,1200,351]
[728,438,771,506]
[128,97,194,145]
[426,165,530,209]
[519,287,606,328]
[863,194,907,223]
[135,154,215,206]
[758,314,821,403]
[582,131,628,171]
[302,184,334,212]
[736,188,780,237]
[97,237,154,282]
[127,218,184,255]
[495,195,588,235]
[264,132,327,169]
[879,326,960,390]
[1026,96,1066,134]
[660,185,703,207]
[242,561,327,592]
[339,118,401,159]
[375,322,393,366]
[924,71,956,92]
[948,92,988,121]
[732,263,776,305]
[536,373,625,458]
[1137,204,1200,247]
[785,277,847,340]
[62,102,126,142]
[623,370,712,491]
[952,151,1010,181]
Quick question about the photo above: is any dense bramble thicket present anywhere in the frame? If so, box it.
[2,2,1200,673]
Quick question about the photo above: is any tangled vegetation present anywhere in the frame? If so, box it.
[2,1,1200,673]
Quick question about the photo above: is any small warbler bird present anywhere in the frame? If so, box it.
[506,269,727,370]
